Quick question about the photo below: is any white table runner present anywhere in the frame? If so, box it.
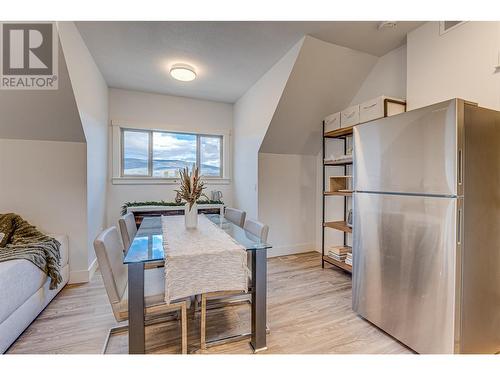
[162,214,249,303]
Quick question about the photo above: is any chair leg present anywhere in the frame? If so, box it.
[200,294,207,350]
[102,325,129,354]
[181,303,187,354]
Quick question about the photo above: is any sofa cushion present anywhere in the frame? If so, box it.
[0,263,69,353]
[0,259,47,324]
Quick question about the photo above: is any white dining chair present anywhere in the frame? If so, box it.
[119,213,164,270]
[200,218,269,350]
[243,218,269,243]
[118,212,137,251]
[243,218,269,274]
[224,207,246,228]
[94,226,188,354]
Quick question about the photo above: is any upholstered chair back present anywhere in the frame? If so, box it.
[119,212,137,251]
[93,227,128,309]
[224,207,246,228]
[243,218,269,243]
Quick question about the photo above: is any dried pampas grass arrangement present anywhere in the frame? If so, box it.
[175,165,206,211]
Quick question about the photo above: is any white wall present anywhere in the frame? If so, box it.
[0,38,93,283]
[258,153,317,257]
[0,139,88,280]
[107,88,234,226]
[58,22,109,270]
[349,44,407,105]
[407,21,500,111]
[233,39,303,220]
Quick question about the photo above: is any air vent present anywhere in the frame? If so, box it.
[440,21,465,35]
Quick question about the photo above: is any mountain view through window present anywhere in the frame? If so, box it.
[122,129,222,178]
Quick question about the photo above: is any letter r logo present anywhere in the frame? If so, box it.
[2,23,53,75]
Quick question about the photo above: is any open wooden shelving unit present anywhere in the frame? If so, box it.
[323,255,352,272]
[324,125,354,139]
[324,220,352,233]
[324,191,352,197]
[322,123,353,274]
[324,160,353,166]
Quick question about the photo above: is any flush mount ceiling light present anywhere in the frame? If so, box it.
[170,64,197,82]
[378,21,398,30]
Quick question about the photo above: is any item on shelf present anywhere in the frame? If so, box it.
[324,112,341,133]
[324,154,353,164]
[341,104,360,128]
[328,176,352,193]
[359,96,406,123]
[328,253,346,262]
[347,209,353,227]
[328,245,350,255]
[345,252,353,266]
[211,190,223,201]
[327,245,352,262]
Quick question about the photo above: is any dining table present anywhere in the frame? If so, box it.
[123,213,272,354]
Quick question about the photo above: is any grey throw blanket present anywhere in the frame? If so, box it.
[0,213,62,289]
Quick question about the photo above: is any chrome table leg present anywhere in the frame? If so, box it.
[128,262,145,354]
[251,249,267,353]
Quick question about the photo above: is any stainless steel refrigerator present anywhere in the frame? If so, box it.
[352,99,500,354]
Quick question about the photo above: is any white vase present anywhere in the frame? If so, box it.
[184,202,198,229]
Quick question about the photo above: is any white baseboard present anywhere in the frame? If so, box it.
[88,257,98,280]
[267,243,317,258]
[69,257,98,284]
[69,270,89,284]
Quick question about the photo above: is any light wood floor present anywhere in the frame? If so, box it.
[8,252,411,354]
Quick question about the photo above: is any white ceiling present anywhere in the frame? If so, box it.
[76,21,423,103]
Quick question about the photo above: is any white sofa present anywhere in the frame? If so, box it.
[0,234,69,353]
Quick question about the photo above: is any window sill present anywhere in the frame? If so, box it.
[112,177,231,185]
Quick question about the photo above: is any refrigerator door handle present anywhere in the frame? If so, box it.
[458,148,463,186]
[457,207,463,245]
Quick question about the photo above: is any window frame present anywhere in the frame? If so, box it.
[197,134,224,178]
[120,127,224,179]
[120,128,152,178]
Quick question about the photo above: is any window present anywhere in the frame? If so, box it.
[199,135,222,177]
[121,129,223,178]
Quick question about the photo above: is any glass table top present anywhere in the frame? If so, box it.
[123,214,272,264]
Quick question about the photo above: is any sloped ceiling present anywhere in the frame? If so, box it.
[259,36,378,155]
[0,42,85,143]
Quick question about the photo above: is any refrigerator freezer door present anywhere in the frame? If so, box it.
[352,192,457,354]
[354,99,458,196]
